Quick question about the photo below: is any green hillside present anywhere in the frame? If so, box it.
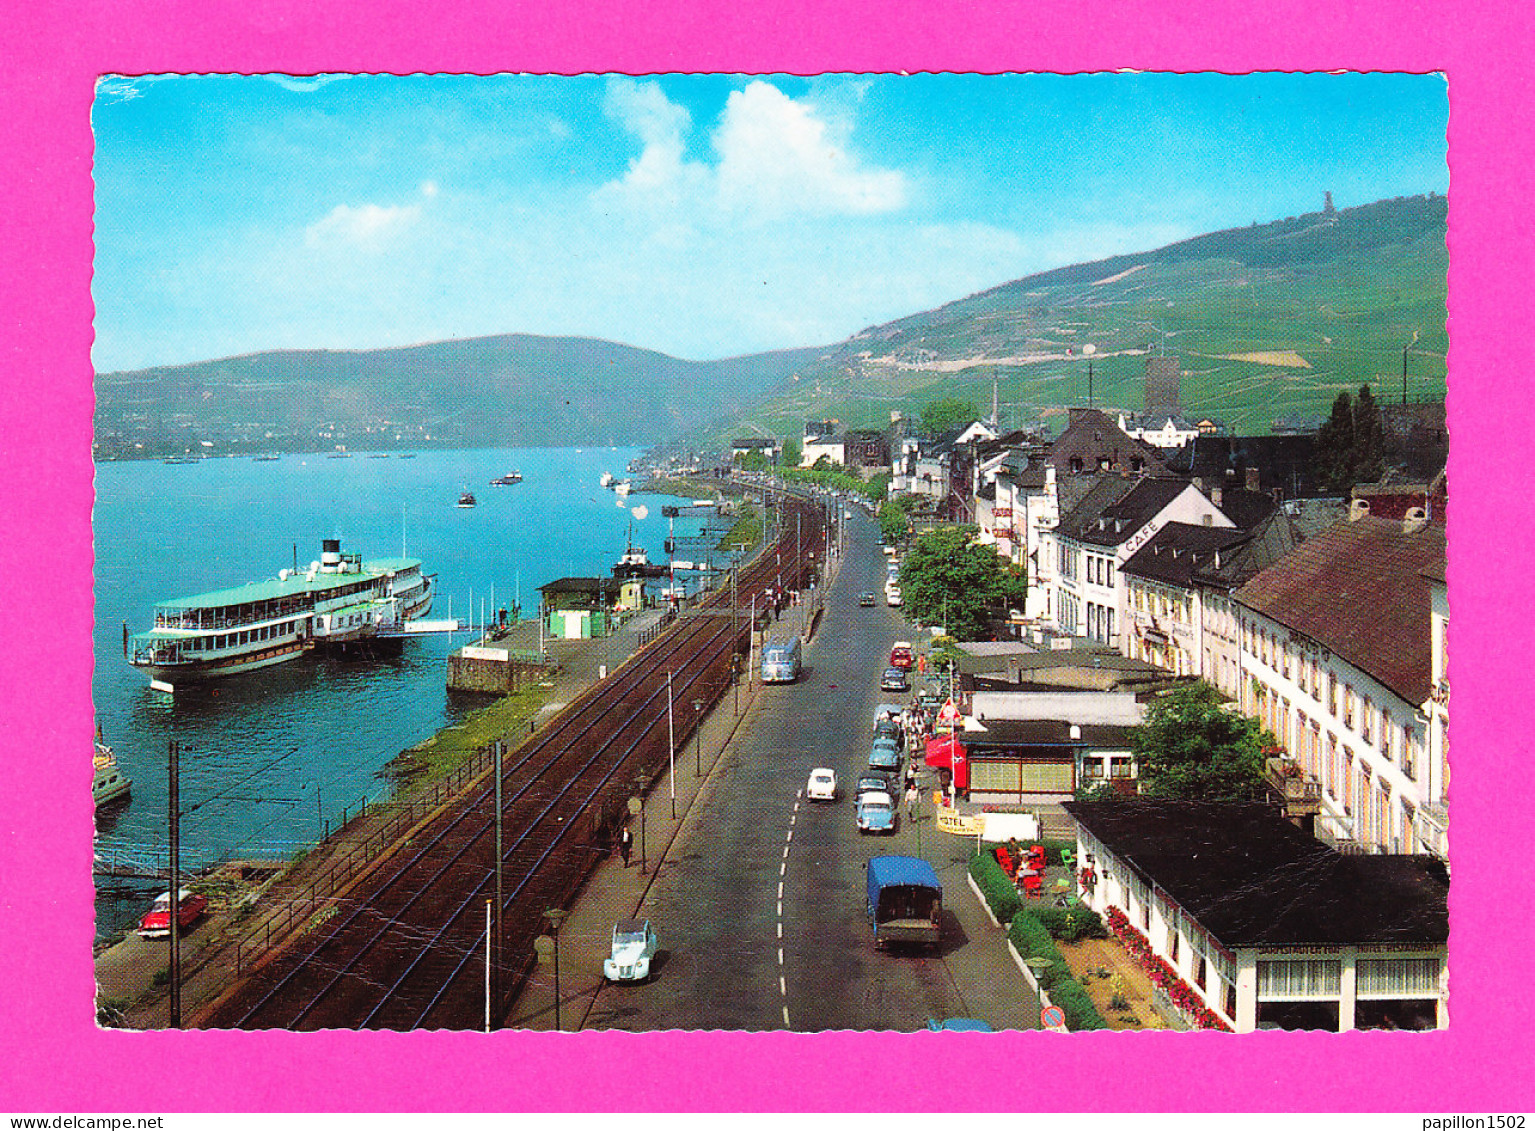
[94,334,822,458]
[96,193,1447,459]
[714,193,1447,442]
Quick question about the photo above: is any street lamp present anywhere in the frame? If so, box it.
[633,772,650,874]
[692,698,705,776]
[545,907,568,1032]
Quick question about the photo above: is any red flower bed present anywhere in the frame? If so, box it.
[1105,907,1233,1032]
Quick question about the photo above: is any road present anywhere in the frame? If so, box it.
[586,503,1040,1032]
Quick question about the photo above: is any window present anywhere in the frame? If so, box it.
[1328,673,1338,717]
[1344,685,1356,729]
[1403,728,1418,780]
[1194,954,1208,991]
[1402,801,1418,854]
[1109,757,1133,779]
[1281,644,1291,680]
[1361,697,1374,743]
[1357,958,1441,998]
[1106,608,1115,640]
[1258,959,1342,998]
[1381,712,1394,760]
[1170,932,1180,964]
[1342,749,1355,814]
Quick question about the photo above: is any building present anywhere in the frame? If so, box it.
[1117,410,1201,450]
[1046,408,1167,478]
[730,436,781,463]
[1046,476,1235,645]
[1144,354,1181,410]
[959,716,1140,806]
[1065,800,1448,1032]
[1230,509,1447,857]
[537,577,624,638]
[842,428,890,470]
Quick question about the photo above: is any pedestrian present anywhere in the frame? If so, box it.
[905,783,919,821]
[619,825,632,867]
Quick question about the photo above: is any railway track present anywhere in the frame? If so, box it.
[199,487,830,1029]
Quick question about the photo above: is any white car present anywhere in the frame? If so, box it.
[603,918,659,982]
[806,768,838,802]
[886,588,903,607]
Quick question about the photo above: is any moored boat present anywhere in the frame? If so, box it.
[124,538,436,686]
[490,471,522,486]
[457,491,477,508]
[93,738,132,808]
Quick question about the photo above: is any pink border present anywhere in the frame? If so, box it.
[3,1,1528,1113]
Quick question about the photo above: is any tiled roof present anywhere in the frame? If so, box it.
[963,718,1138,750]
[1191,512,1300,591]
[1064,800,1449,948]
[1056,476,1140,542]
[1120,522,1250,587]
[1233,515,1445,703]
[1067,477,1195,548]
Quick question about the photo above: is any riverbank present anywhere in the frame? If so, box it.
[96,607,669,1028]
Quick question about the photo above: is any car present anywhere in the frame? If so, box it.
[926,1017,994,1032]
[859,592,877,607]
[881,666,910,692]
[856,791,898,834]
[806,767,838,802]
[855,771,897,799]
[869,740,902,773]
[887,589,903,607]
[136,889,209,939]
[603,918,659,982]
[889,643,914,669]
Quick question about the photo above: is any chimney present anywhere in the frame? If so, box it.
[1349,499,1371,522]
[1211,486,1223,509]
[1192,476,1204,492]
[1246,466,1261,492]
[1403,506,1428,534]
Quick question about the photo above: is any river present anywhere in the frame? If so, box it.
[91,447,718,937]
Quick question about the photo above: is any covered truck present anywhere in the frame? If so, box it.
[865,855,942,951]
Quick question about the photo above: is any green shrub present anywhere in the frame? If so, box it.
[1031,902,1109,942]
[1008,909,1108,1031]
[968,851,1022,925]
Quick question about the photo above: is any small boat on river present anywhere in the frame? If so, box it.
[457,491,477,508]
[93,737,132,809]
[490,471,522,486]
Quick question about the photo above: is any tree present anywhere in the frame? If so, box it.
[878,495,916,545]
[921,397,979,436]
[897,525,1026,640]
[1312,384,1386,495]
[780,437,801,469]
[1132,682,1273,802]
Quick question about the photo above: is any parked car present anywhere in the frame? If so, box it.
[889,642,914,670]
[137,889,208,939]
[856,791,898,835]
[886,589,903,608]
[603,918,659,982]
[869,739,902,774]
[859,592,877,607]
[806,767,838,802]
[881,666,910,692]
[927,1017,993,1032]
[855,771,897,799]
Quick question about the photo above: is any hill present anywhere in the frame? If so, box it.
[95,193,1447,459]
[93,334,822,458]
[711,193,1447,443]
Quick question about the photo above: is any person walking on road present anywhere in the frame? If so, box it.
[905,783,920,822]
[619,825,632,867]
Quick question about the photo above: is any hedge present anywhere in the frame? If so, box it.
[1008,910,1108,1032]
[968,851,1022,925]
[1030,901,1109,942]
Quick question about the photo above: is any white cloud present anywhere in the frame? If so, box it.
[593,78,906,223]
[263,74,353,94]
[304,201,422,250]
[712,82,906,219]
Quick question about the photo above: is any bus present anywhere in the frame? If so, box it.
[760,636,802,683]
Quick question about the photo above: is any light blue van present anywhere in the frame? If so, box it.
[760,636,802,683]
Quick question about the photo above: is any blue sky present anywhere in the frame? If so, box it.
[90,72,1447,372]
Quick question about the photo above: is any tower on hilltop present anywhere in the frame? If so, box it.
[1324,191,1337,216]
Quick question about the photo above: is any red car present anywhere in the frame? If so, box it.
[889,642,914,670]
[137,889,208,939]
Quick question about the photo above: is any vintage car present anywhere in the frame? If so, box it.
[806,767,839,802]
[854,771,897,800]
[888,642,914,669]
[136,889,209,939]
[856,790,898,835]
[859,592,877,607]
[603,918,660,982]
[869,738,902,774]
[880,666,910,692]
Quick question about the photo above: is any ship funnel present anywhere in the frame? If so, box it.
[321,538,342,573]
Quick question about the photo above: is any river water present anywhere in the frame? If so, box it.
[91,447,717,937]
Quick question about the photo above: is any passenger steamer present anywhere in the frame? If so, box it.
[124,538,435,686]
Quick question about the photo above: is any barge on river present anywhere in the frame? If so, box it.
[124,538,435,686]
